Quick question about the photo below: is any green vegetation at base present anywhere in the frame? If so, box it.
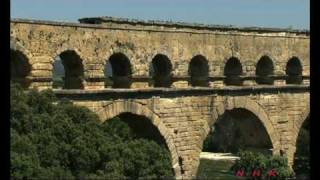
[10,83,174,179]
[196,159,246,180]
[231,150,294,180]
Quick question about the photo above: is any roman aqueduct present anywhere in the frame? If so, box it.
[11,17,309,179]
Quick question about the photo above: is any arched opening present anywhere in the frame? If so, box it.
[204,108,273,154]
[256,56,274,85]
[151,54,172,87]
[11,49,31,88]
[286,57,302,84]
[293,115,309,179]
[188,55,209,87]
[102,112,175,178]
[224,57,243,86]
[107,53,132,88]
[53,50,84,89]
[197,108,273,178]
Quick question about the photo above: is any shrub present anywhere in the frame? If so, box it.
[231,150,294,179]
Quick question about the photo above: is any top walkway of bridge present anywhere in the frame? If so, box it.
[11,16,309,36]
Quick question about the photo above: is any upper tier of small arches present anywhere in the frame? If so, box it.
[11,49,307,89]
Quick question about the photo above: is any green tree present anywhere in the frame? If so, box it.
[10,83,174,179]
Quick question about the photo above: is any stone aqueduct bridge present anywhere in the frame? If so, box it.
[11,17,309,179]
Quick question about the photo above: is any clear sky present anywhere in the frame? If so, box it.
[11,0,309,30]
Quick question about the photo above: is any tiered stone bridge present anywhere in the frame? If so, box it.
[11,17,309,179]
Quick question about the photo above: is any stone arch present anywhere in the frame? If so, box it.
[11,48,32,88]
[10,38,33,61]
[53,50,85,89]
[206,97,281,154]
[52,47,86,65]
[109,45,137,75]
[224,57,243,86]
[256,55,274,85]
[286,57,303,84]
[255,52,277,63]
[96,100,181,178]
[188,55,209,87]
[106,52,132,88]
[292,108,309,173]
[150,54,173,87]
[293,107,310,146]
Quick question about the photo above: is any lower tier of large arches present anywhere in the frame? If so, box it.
[71,94,309,179]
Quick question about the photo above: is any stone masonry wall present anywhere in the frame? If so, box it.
[72,92,309,179]
[10,20,309,90]
[10,19,310,179]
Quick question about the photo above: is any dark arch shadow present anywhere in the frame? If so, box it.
[203,108,273,154]
[107,53,132,88]
[286,57,303,84]
[102,112,175,177]
[11,49,31,88]
[256,56,274,85]
[54,50,85,89]
[151,54,172,87]
[108,112,168,148]
[188,55,209,87]
[293,115,309,179]
[97,100,181,178]
[224,57,243,86]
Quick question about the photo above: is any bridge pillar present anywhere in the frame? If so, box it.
[85,81,105,90]
[302,69,310,85]
[30,81,52,90]
[209,80,224,88]
[29,56,53,90]
[243,61,256,86]
[131,82,149,88]
[243,79,256,86]
[274,63,286,86]
[172,81,189,88]
[302,79,309,85]
[274,79,286,86]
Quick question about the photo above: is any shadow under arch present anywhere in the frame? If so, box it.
[256,55,274,85]
[293,112,309,178]
[106,52,132,88]
[11,49,32,88]
[205,97,281,155]
[286,57,303,84]
[188,55,209,87]
[53,50,85,89]
[224,57,243,86]
[150,54,173,88]
[96,100,181,178]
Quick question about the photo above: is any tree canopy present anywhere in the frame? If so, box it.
[10,83,174,179]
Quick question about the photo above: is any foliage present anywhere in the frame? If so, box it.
[231,150,294,180]
[10,83,174,179]
[196,159,246,180]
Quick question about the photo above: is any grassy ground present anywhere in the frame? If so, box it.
[195,159,247,180]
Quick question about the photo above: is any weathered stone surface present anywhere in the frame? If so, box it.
[10,17,309,179]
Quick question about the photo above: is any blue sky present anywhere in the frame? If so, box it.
[11,0,309,30]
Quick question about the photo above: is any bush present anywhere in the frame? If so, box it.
[231,150,294,180]
[10,83,174,179]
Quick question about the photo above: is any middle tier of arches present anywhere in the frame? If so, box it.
[12,49,305,89]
